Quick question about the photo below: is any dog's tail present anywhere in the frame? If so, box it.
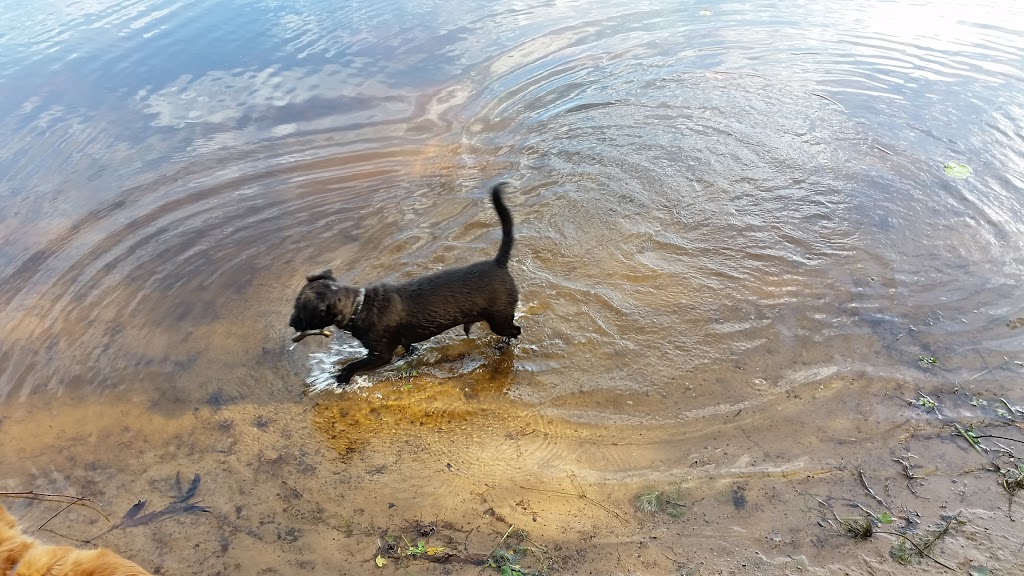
[492,182,514,268]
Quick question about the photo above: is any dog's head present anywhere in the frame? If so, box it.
[289,269,362,332]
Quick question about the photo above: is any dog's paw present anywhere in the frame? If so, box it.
[494,337,517,352]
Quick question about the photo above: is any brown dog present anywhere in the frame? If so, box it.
[289,182,521,384]
[0,503,152,576]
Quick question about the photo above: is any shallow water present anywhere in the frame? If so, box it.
[2,0,1024,574]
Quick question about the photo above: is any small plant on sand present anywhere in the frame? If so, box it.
[485,525,546,576]
[634,490,662,514]
[999,462,1024,495]
[487,549,530,576]
[838,516,873,540]
[908,391,941,416]
[819,493,961,572]
[405,539,426,556]
[829,507,960,569]
[633,486,687,518]
[888,513,959,565]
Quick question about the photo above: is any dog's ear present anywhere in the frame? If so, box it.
[306,269,335,283]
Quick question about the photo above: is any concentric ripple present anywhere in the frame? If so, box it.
[0,0,1023,439]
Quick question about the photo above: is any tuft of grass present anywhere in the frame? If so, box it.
[485,526,546,576]
[634,491,662,514]
[887,513,960,568]
[889,539,917,564]
[1001,463,1024,494]
[839,516,874,540]
[633,486,688,518]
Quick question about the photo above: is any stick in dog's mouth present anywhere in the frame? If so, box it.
[291,328,333,343]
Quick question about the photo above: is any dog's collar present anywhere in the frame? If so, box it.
[344,288,366,328]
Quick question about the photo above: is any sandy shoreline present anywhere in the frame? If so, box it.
[2,370,1020,576]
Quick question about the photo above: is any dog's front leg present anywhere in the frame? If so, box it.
[335,351,394,384]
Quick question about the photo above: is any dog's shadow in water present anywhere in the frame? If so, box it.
[304,332,518,395]
[309,341,520,455]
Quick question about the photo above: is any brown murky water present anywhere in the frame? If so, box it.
[2,0,1024,574]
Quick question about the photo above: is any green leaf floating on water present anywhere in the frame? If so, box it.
[943,161,972,178]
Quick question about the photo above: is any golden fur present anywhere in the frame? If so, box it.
[0,503,152,576]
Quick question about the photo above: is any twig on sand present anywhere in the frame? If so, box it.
[38,498,85,532]
[973,434,1024,445]
[489,524,517,559]
[953,423,986,455]
[893,457,923,480]
[281,480,304,498]
[882,511,960,572]
[0,491,109,521]
[519,472,626,522]
[809,91,846,111]
[858,469,887,508]
[875,529,958,572]
[855,503,879,520]
[709,69,766,79]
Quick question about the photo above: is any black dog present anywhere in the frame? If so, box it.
[289,183,521,384]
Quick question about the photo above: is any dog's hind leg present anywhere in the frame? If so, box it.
[463,322,474,337]
[335,351,395,384]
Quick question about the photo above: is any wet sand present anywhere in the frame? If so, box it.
[2,361,1021,575]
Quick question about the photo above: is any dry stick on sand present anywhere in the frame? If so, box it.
[973,434,1024,445]
[892,457,923,480]
[38,497,85,532]
[280,480,304,498]
[875,511,961,573]
[0,491,109,521]
[893,457,930,499]
[831,500,960,573]
[708,69,767,79]
[489,524,517,559]
[953,423,986,455]
[858,469,887,508]
[809,91,846,111]
[876,530,959,572]
[519,473,626,523]
[855,503,880,520]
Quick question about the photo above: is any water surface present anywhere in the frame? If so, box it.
[2,0,1024,574]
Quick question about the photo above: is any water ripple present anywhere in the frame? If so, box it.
[0,0,1023,416]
